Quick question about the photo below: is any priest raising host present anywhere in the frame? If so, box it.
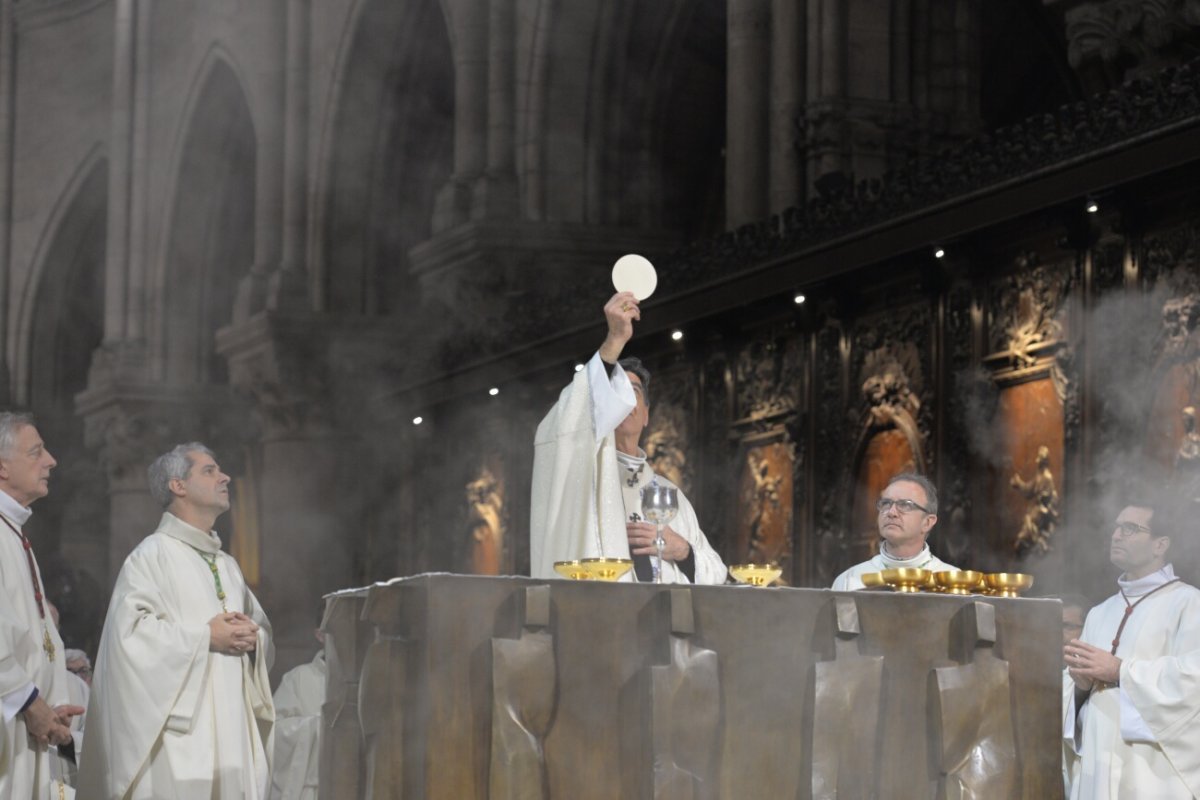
[530,293,727,584]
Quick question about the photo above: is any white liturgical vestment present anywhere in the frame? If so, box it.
[0,494,72,800]
[831,542,958,590]
[1062,565,1200,799]
[531,352,727,584]
[269,651,325,800]
[78,512,275,799]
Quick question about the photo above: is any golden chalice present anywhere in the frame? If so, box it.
[581,557,634,581]
[729,563,783,587]
[880,568,932,593]
[985,572,1034,598]
[934,570,986,595]
[860,571,887,589]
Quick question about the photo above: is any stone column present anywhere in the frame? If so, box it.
[435,0,489,230]
[725,0,770,229]
[103,0,136,343]
[216,312,358,674]
[0,0,14,401]
[473,0,517,218]
[769,0,803,215]
[268,0,311,310]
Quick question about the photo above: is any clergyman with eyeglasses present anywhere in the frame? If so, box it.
[831,472,960,590]
[1061,494,1200,798]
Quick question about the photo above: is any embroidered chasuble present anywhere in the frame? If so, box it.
[268,651,325,800]
[531,352,727,584]
[1062,567,1200,799]
[0,501,72,800]
[830,543,959,590]
[78,512,275,799]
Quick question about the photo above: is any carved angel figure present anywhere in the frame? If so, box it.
[1010,445,1059,556]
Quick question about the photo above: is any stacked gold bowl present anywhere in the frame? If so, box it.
[728,563,783,587]
[553,558,634,581]
[858,569,1034,597]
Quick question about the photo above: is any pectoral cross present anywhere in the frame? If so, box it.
[43,626,55,662]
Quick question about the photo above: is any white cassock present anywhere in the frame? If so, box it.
[268,651,325,800]
[1062,565,1200,799]
[830,542,958,590]
[78,512,275,800]
[0,498,72,800]
[530,352,727,584]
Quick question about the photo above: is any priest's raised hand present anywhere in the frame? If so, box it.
[599,291,640,363]
[209,611,261,655]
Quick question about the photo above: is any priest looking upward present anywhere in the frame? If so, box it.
[0,411,83,799]
[530,293,727,584]
[831,472,959,590]
[79,443,275,799]
[1062,497,1200,798]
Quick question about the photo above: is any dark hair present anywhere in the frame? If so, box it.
[618,357,651,406]
[885,472,938,516]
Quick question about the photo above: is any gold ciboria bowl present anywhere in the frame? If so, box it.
[880,567,932,593]
[728,563,783,587]
[985,572,1035,598]
[859,571,887,589]
[933,570,986,595]
[553,558,634,581]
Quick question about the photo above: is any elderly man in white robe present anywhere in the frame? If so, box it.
[531,292,727,584]
[1062,498,1200,798]
[0,412,83,800]
[79,443,275,799]
[831,472,959,590]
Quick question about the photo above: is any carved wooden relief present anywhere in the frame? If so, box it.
[986,253,1070,369]
[813,317,849,585]
[645,363,699,494]
[733,330,802,422]
[732,436,795,581]
[465,459,507,576]
[1141,227,1200,478]
[843,303,933,564]
[930,602,1018,800]
[939,279,978,568]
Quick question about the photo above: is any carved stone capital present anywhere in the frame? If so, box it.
[216,311,407,441]
[76,384,207,489]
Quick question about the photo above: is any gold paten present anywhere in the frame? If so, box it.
[728,563,783,587]
[880,567,932,593]
[554,558,634,581]
[985,572,1034,598]
[934,570,986,595]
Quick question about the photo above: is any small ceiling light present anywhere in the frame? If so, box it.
[412,416,423,426]
[574,363,584,372]
[793,293,806,305]
[934,247,946,259]
[1086,201,1099,214]
[489,387,500,396]
[671,329,684,341]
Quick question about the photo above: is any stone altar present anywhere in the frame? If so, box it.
[320,574,1063,799]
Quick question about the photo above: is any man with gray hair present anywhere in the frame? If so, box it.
[530,293,727,584]
[0,411,83,799]
[832,472,960,590]
[79,443,275,799]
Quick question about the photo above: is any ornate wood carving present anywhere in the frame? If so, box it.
[645,363,698,494]
[986,252,1070,368]
[466,462,507,576]
[1011,446,1061,556]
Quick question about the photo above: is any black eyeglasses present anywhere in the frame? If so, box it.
[876,498,930,515]
[1113,521,1151,538]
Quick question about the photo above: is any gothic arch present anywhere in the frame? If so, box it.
[519,0,726,236]
[14,146,108,407]
[155,54,257,385]
[313,0,453,315]
[15,149,109,648]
